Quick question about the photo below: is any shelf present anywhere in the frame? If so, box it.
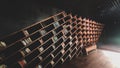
[53,52,63,63]
[29,32,41,41]
[64,15,71,21]
[56,32,63,39]
[28,40,41,51]
[39,56,50,67]
[55,12,65,20]
[64,44,70,51]
[40,39,53,52]
[44,24,55,32]
[58,19,64,25]
[53,46,63,57]
[3,52,23,65]
[64,38,70,45]
[26,57,41,68]
[41,17,54,27]
[40,46,54,59]
[1,41,24,58]
[1,31,25,45]
[62,50,70,60]
[25,49,40,62]
[27,23,42,34]
[54,38,63,48]
[0,11,104,68]
[54,26,63,33]
[42,31,54,42]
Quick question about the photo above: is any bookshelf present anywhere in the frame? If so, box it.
[0,11,104,68]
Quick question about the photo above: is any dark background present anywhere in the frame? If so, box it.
[0,0,120,45]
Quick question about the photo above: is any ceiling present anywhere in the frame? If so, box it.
[1,0,120,24]
[40,0,120,25]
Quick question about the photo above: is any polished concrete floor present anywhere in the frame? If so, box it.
[58,49,120,68]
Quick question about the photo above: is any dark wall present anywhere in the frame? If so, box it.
[0,1,62,38]
[0,0,120,45]
[97,1,120,46]
[99,22,120,46]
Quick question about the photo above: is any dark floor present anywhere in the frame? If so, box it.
[58,49,120,68]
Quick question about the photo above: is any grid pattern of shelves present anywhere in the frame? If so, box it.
[80,18,104,55]
[0,11,104,68]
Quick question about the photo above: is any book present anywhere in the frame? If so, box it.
[51,54,55,58]
[36,64,42,68]
[23,30,29,36]
[18,59,27,68]
[40,29,46,36]
[53,22,60,28]
[39,47,44,52]
[61,49,65,54]
[0,41,6,51]
[52,36,58,42]
[38,56,43,61]
[20,48,31,56]
[0,64,7,68]
[50,61,55,65]
[21,40,27,46]
[21,37,32,46]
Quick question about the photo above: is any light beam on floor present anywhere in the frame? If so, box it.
[102,50,120,68]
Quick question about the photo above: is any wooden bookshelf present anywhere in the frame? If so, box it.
[0,11,104,68]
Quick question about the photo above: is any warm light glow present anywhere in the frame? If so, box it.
[102,50,120,68]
